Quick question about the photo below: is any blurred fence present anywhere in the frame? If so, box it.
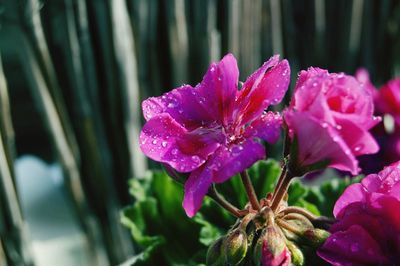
[0,0,399,265]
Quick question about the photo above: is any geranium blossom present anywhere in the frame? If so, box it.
[284,68,380,175]
[140,54,290,217]
[376,78,400,124]
[318,161,400,265]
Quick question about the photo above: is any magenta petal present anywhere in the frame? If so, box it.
[335,118,379,156]
[182,166,213,217]
[362,161,400,199]
[211,140,265,183]
[197,53,239,125]
[333,183,367,218]
[318,225,386,266]
[140,113,219,173]
[244,112,283,143]
[236,56,290,126]
[285,111,358,175]
[142,84,215,130]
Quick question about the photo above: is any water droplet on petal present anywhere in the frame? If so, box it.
[353,145,363,152]
[161,141,168,147]
[152,139,158,145]
[321,122,328,128]
[171,148,178,155]
[191,155,200,163]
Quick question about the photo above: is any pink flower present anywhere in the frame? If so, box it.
[140,54,290,217]
[318,161,400,265]
[376,78,400,125]
[284,68,380,175]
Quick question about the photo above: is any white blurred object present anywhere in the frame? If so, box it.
[15,155,90,266]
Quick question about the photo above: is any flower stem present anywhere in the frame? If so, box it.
[270,169,294,212]
[276,219,303,235]
[240,171,261,211]
[207,185,244,218]
[279,206,317,221]
[271,165,287,202]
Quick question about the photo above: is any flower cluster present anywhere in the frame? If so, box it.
[140,54,290,217]
[137,53,396,265]
[318,161,400,265]
[285,68,379,175]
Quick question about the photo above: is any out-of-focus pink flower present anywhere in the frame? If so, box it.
[355,68,377,97]
[318,161,400,265]
[140,54,290,217]
[356,69,400,174]
[284,68,380,175]
[376,78,400,125]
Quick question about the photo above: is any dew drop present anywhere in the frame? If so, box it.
[191,155,201,163]
[322,122,328,128]
[152,139,158,145]
[353,145,362,152]
[167,102,176,108]
[161,141,168,147]
[171,148,178,155]
[336,125,342,130]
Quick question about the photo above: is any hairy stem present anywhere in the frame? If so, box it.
[240,171,261,211]
[271,165,287,203]
[207,185,244,218]
[276,219,303,235]
[279,206,318,221]
[270,169,294,212]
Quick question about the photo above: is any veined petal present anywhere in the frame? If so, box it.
[197,53,239,125]
[334,118,379,156]
[235,56,290,126]
[142,85,216,130]
[140,113,220,173]
[244,112,283,144]
[333,183,367,218]
[211,140,265,183]
[362,161,400,199]
[317,225,386,266]
[284,111,358,175]
[182,165,213,217]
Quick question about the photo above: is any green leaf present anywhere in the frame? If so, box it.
[294,199,320,216]
[193,213,222,246]
[250,159,282,199]
[287,179,308,206]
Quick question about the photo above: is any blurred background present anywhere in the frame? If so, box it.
[0,0,399,265]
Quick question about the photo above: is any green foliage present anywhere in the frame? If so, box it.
[121,160,363,264]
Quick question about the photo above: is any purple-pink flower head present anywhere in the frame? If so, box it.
[284,68,380,175]
[318,161,400,265]
[140,54,290,217]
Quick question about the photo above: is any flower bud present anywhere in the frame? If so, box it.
[253,226,291,266]
[223,229,248,265]
[300,228,330,248]
[206,237,225,266]
[286,241,304,266]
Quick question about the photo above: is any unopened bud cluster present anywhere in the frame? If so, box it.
[206,204,330,266]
